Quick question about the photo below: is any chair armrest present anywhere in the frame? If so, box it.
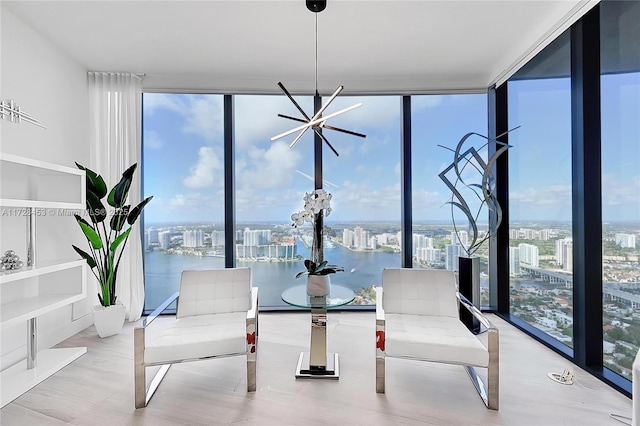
[375,286,385,326]
[140,291,179,329]
[247,287,259,323]
[456,291,496,332]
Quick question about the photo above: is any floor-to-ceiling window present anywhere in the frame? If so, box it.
[600,0,640,379]
[507,31,574,348]
[142,93,225,311]
[323,96,402,305]
[234,95,314,308]
[411,94,489,304]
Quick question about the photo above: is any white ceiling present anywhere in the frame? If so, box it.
[3,0,598,95]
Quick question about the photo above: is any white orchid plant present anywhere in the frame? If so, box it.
[291,188,344,279]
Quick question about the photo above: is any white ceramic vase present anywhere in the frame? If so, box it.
[92,302,126,338]
[307,274,331,296]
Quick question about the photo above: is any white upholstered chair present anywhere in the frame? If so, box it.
[376,268,499,410]
[134,267,258,408]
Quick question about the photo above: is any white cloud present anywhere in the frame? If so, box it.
[183,146,224,189]
[144,130,163,149]
[183,96,224,141]
[329,96,400,132]
[143,94,223,142]
[331,181,401,220]
[167,191,225,222]
[169,193,188,207]
[412,189,449,219]
[234,95,314,150]
[236,141,302,190]
[603,174,640,206]
[235,186,302,222]
[143,93,184,115]
[412,95,444,111]
[510,185,571,206]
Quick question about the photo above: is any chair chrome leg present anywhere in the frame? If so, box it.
[246,319,257,392]
[134,327,146,408]
[376,357,385,393]
[247,358,256,392]
[376,324,386,393]
[146,364,171,406]
[464,328,499,410]
[487,328,499,410]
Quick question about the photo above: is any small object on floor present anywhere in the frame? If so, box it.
[608,413,631,426]
[547,368,574,385]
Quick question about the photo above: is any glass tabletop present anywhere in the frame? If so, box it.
[281,285,355,309]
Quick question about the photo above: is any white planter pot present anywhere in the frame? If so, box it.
[92,302,126,338]
[307,275,331,296]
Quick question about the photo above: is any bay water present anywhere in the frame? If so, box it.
[144,239,402,309]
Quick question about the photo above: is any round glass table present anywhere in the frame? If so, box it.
[281,284,355,379]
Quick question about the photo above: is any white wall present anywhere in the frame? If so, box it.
[1,6,92,368]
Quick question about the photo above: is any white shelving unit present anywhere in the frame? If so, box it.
[0,153,87,407]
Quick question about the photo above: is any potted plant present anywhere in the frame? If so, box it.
[72,163,152,337]
[291,189,343,296]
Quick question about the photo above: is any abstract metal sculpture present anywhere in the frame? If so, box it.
[0,100,46,128]
[438,128,517,256]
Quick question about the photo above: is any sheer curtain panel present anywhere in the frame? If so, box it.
[88,72,144,321]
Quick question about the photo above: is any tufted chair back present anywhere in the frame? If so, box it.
[382,268,459,317]
[177,268,252,318]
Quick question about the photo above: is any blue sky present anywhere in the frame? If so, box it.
[142,74,639,226]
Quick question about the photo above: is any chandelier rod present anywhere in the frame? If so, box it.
[315,13,319,96]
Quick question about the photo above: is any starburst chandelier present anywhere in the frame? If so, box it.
[270,0,366,157]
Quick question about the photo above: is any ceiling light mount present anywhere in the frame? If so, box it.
[306,1,326,13]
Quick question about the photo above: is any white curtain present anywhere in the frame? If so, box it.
[88,72,144,321]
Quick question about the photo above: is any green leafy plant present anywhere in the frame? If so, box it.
[295,259,344,279]
[72,163,152,307]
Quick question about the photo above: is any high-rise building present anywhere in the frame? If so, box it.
[362,230,370,249]
[518,243,539,267]
[183,230,204,247]
[354,226,365,249]
[148,228,159,244]
[615,233,636,249]
[509,246,521,276]
[377,233,388,245]
[445,244,460,271]
[451,230,468,249]
[369,236,378,250]
[562,241,573,272]
[425,237,434,248]
[556,238,573,268]
[342,228,354,247]
[235,243,297,260]
[244,228,271,246]
[159,231,171,250]
[211,230,225,247]
[429,247,441,263]
[413,234,426,255]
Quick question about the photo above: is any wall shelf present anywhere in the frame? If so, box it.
[0,259,85,284]
[0,347,87,407]
[0,152,85,208]
[0,152,87,408]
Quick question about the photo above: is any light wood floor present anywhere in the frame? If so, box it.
[0,312,633,425]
